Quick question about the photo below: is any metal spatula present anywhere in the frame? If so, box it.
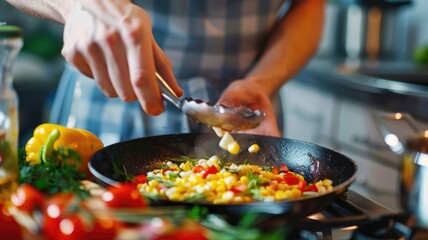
[156,73,265,131]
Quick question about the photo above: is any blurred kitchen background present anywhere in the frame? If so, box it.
[1,0,428,212]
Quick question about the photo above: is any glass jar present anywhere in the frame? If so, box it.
[0,25,22,203]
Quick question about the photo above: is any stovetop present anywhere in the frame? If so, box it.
[263,190,428,240]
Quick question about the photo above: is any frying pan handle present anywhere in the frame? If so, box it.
[375,112,422,155]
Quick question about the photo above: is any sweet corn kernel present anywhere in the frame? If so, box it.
[292,188,302,198]
[216,185,226,193]
[148,180,159,187]
[284,190,294,199]
[275,190,286,200]
[239,176,249,184]
[228,142,240,155]
[248,144,260,153]
[323,179,333,186]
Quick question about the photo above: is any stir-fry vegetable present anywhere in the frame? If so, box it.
[138,156,333,204]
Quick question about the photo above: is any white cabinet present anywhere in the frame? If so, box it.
[280,79,337,149]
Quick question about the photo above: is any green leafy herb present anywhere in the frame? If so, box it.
[160,164,170,170]
[18,147,90,198]
[183,193,206,201]
[170,155,199,165]
[111,158,135,183]
[246,172,262,190]
[261,165,272,172]
[147,176,177,188]
[167,172,179,181]
[140,191,161,200]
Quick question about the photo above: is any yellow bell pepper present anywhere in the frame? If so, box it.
[25,123,104,171]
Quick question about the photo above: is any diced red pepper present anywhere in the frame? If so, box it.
[202,165,218,179]
[271,166,279,175]
[162,168,175,174]
[303,184,318,192]
[283,172,299,185]
[230,184,247,194]
[279,164,289,173]
[268,182,278,191]
[298,180,307,191]
[193,165,204,173]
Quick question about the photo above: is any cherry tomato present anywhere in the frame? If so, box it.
[283,172,299,185]
[42,193,77,239]
[10,184,44,213]
[153,222,208,240]
[43,193,118,240]
[129,174,147,187]
[101,184,147,209]
[202,165,218,179]
[0,204,23,240]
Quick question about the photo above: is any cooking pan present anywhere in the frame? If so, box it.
[89,133,357,221]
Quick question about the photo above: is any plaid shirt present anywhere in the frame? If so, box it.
[51,0,288,145]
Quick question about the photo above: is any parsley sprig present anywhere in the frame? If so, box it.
[18,147,90,198]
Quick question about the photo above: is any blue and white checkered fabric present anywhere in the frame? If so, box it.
[51,0,288,145]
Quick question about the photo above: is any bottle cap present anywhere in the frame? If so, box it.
[0,25,22,38]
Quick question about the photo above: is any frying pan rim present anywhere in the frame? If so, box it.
[88,133,358,204]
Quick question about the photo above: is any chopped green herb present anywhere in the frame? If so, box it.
[147,176,177,187]
[184,193,206,201]
[112,158,135,183]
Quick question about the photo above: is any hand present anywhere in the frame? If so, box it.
[217,80,281,137]
[61,0,183,115]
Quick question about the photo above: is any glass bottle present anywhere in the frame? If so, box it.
[0,25,22,203]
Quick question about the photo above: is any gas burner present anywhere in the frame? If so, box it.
[258,190,428,240]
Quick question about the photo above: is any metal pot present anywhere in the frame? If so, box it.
[320,0,412,61]
[378,113,428,228]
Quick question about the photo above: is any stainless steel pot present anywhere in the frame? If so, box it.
[320,1,412,61]
[378,113,428,228]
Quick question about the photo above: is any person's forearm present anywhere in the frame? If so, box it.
[6,0,74,23]
[245,0,325,98]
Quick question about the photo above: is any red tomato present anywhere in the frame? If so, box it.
[202,165,218,179]
[193,165,204,173]
[283,172,299,185]
[130,174,147,186]
[153,222,208,240]
[43,193,118,240]
[0,204,23,240]
[10,184,44,212]
[42,193,77,239]
[101,184,147,209]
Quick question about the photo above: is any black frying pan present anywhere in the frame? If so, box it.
[89,133,357,221]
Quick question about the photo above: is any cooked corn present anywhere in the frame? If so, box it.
[138,158,334,204]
